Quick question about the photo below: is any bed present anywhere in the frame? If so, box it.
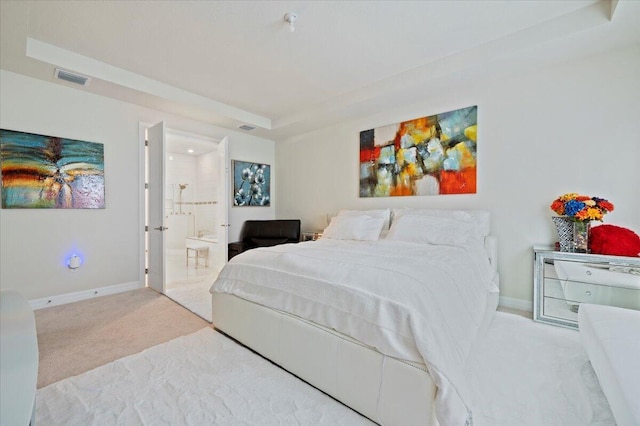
[211,209,499,425]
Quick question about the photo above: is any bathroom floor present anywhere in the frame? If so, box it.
[165,251,217,322]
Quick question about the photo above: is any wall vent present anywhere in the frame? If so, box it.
[238,124,256,131]
[54,68,91,86]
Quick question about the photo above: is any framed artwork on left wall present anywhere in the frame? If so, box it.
[0,129,105,209]
[232,160,270,207]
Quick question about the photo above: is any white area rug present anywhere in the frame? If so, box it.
[35,312,614,425]
[36,328,373,425]
[466,312,615,425]
[165,281,213,322]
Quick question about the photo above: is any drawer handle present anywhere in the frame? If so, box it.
[585,291,592,296]
[585,271,592,276]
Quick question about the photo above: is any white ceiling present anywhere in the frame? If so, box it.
[1,1,638,140]
[166,132,218,157]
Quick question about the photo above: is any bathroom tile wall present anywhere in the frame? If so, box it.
[166,153,197,250]
[196,151,218,238]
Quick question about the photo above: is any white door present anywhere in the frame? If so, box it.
[214,137,229,272]
[147,121,166,293]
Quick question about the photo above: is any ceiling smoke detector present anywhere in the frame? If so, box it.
[238,124,256,131]
[55,68,91,86]
[284,12,297,32]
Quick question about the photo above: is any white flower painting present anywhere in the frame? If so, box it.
[232,160,270,207]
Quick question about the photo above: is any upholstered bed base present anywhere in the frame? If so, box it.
[211,292,438,425]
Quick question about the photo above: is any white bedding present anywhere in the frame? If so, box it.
[211,239,497,425]
[579,304,640,426]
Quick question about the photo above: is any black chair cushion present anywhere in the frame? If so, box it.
[228,220,301,260]
[251,237,289,247]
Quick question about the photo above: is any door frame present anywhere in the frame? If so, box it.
[138,122,227,289]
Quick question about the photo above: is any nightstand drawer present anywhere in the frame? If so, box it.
[562,280,640,309]
[554,259,640,288]
[534,247,640,329]
[542,296,578,323]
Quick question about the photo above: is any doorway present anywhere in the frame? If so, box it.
[140,123,229,322]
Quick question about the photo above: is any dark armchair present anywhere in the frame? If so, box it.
[228,219,301,260]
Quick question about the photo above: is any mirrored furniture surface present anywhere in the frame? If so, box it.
[533,246,640,329]
[301,231,323,242]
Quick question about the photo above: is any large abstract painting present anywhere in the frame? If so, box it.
[360,105,477,197]
[232,160,270,207]
[0,129,105,209]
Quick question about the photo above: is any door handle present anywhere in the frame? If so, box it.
[153,226,169,231]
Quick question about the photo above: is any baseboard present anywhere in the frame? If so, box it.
[499,296,533,312]
[29,281,143,310]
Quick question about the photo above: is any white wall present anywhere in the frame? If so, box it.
[275,45,640,305]
[0,70,275,301]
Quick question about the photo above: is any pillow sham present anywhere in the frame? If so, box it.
[392,208,490,237]
[322,215,385,241]
[386,214,482,246]
[338,209,391,231]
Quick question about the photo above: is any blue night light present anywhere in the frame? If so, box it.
[66,253,82,270]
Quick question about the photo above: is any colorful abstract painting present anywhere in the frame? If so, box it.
[0,129,105,209]
[232,160,270,207]
[360,105,477,197]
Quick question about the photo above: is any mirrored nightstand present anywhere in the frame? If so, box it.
[533,246,640,329]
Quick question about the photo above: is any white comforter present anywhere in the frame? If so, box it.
[212,239,497,425]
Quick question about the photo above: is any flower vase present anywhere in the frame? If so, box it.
[551,216,574,252]
[572,220,590,253]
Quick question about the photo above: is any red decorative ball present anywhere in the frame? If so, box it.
[590,224,640,257]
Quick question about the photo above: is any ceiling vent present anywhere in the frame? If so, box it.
[238,124,256,131]
[54,68,91,86]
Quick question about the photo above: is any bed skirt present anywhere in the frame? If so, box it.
[211,292,438,426]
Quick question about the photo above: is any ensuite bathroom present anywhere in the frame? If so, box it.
[164,138,222,321]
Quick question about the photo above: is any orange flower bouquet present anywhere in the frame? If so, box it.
[550,193,614,221]
[550,193,614,252]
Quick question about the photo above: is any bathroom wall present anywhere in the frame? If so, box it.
[164,149,219,252]
[195,151,218,238]
[165,153,197,251]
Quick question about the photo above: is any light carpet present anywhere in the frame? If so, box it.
[165,280,213,322]
[466,312,615,425]
[36,328,373,425]
[36,311,614,425]
[35,288,209,388]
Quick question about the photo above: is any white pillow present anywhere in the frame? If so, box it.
[322,215,385,241]
[386,214,481,246]
[392,208,490,236]
[338,209,391,231]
